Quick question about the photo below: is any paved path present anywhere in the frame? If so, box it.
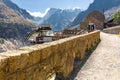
[75,32,120,80]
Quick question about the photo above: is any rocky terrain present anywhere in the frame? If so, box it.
[0,38,24,52]
[3,0,35,20]
[0,0,34,52]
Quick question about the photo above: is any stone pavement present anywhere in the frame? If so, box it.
[74,32,120,80]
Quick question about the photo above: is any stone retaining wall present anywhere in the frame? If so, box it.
[0,30,100,80]
[103,26,120,34]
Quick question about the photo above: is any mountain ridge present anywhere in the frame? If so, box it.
[3,0,35,20]
[67,0,120,29]
[0,0,33,40]
[105,5,120,20]
[0,0,34,52]
[40,8,81,31]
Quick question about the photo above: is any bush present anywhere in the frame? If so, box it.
[113,11,120,23]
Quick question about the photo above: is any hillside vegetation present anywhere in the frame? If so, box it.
[113,11,120,24]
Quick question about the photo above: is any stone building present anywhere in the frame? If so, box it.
[80,10,105,30]
[63,29,86,36]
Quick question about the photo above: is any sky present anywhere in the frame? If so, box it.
[11,0,94,17]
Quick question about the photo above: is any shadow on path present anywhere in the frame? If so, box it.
[55,40,100,80]
[55,51,94,80]
[67,52,92,80]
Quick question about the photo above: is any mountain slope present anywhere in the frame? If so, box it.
[0,0,33,40]
[105,5,120,20]
[41,8,81,31]
[3,0,35,20]
[0,0,35,52]
[68,0,120,28]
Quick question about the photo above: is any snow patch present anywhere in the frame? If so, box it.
[72,7,81,10]
[27,8,50,18]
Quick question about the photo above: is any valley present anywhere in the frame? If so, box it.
[0,0,120,53]
[0,0,120,80]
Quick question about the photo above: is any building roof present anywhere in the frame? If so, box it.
[38,27,51,31]
[37,24,51,31]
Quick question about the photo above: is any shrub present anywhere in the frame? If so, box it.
[113,11,120,24]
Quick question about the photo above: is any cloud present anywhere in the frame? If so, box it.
[27,8,50,18]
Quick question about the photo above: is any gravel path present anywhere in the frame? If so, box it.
[74,32,120,80]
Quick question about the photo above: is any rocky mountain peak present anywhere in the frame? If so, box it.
[41,8,81,31]
[0,0,33,25]
[0,0,34,40]
[2,0,35,20]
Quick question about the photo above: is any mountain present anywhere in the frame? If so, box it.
[67,0,120,29]
[0,0,34,40]
[0,0,35,52]
[105,5,120,21]
[41,8,81,31]
[0,38,24,52]
[3,0,35,20]
[5,0,81,31]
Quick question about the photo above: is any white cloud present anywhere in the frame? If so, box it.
[27,8,50,18]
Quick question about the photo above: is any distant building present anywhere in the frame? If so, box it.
[27,24,68,44]
[27,24,53,44]
[38,24,51,30]
[80,10,105,30]
[63,29,86,36]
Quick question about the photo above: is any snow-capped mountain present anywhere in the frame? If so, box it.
[2,0,82,31]
[40,8,81,31]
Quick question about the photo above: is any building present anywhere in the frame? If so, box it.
[80,10,105,30]
[63,29,86,36]
[27,24,53,44]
